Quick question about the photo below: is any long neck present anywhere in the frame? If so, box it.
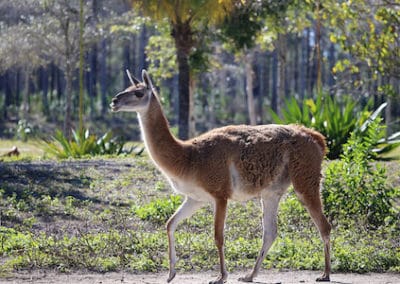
[138,94,187,177]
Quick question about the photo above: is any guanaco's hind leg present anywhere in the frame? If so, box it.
[239,190,285,283]
[210,198,228,284]
[166,197,204,282]
[294,184,331,282]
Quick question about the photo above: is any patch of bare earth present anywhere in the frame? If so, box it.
[1,270,399,284]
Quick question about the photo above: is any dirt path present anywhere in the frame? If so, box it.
[1,270,399,284]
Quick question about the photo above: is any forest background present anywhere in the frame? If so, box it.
[0,0,400,279]
[1,0,399,142]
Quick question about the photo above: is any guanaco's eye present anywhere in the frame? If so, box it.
[134,91,145,98]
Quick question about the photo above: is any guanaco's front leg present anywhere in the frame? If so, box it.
[166,197,204,282]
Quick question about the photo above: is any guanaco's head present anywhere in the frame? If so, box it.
[110,69,154,113]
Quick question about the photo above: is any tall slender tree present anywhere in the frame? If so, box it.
[133,0,235,139]
[219,1,264,125]
[78,0,85,133]
[220,0,296,119]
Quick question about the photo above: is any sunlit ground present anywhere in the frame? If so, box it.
[0,139,145,160]
[0,139,45,159]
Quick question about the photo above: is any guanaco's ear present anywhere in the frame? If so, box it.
[142,69,153,90]
[126,69,140,86]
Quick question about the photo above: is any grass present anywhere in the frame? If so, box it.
[0,141,399,276]
[0,139,44,159]
[385,145,400,160]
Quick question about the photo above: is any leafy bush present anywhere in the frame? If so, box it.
[333,230,399,273]
[323,116,399,229]
[355,102,400,159]
[135,195,182,224]
[270,93,362,159]
[15,119,36,142]
[44,129,127,158]
[270,93,400,159]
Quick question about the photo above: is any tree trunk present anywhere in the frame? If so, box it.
[123,41,131,87]
[133,33,140,76]
[271,50,278,113]
[88,0,99,117]
[4,72,13,120]
[173,21,193,140]
[315,1,322,94]
[86,44,98,117]
[78,0,85,133]
[328,41,335,92]
[176,49,190,140]
[300,32,307,100]
[386,77,395,136]
[245,51,256,125]
[49,63,55,101]
[16,70,21,108]
[294,36,300,95]
[100,39,108,115]
[386,95,392,135]
[40,66,50,116]
[64,60,73,139]
[208,72,219,130]
[56,66,63,100]
[257,51,268,122]
[139,25,147,70]
[189,74,196,137]
[134,24,147,76]
[305,28,312,95]
[277,32,287,116]
[21,68,31,120]
[0,75,4,120]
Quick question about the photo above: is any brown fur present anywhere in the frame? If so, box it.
[183,124,326,200]
[110,70,331,283]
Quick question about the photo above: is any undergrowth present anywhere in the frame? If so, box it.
[0,151,399,275]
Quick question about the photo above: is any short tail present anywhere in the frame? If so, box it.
[295,125,327,156]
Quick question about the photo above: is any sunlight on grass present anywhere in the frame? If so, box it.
[0,139,44,159]
[383,146,400,160]
[0,140,145,160]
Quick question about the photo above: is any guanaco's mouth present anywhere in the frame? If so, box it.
[109,101,119,112]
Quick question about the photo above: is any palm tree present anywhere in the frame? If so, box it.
[133,0,235,139]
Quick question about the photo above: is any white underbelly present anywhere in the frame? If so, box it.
[230,190,258,202]
[168,178,214,202]
[229,163,259,202]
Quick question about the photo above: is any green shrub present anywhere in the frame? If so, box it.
[15,119,36,142]
[270,93,400,159]
[135,195,182,224]
[323,117,399,229]
[355,102,400,159]
[270,93,363,159]
[44,129,127,158]
[332,228,399,272]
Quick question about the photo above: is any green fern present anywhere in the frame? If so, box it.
[43,128,128,159]
[269,93,400,159]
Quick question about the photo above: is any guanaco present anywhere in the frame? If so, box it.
[110,70,331,284]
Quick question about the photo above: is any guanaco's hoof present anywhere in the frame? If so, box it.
[208,278,226,284]
[238,275,253,282]
[167,270,176,283]
[316,274,330,282]
[209,273,227,284]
